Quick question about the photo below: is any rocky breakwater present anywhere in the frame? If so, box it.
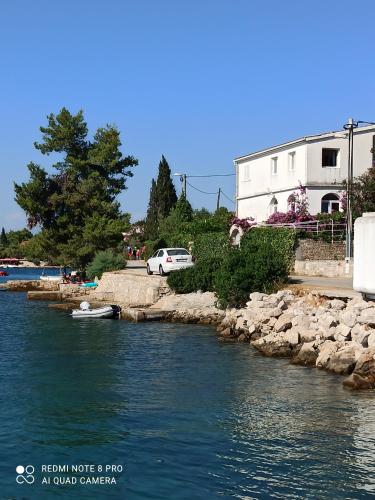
[3,279,60,292]
[216,290,375,390]
[150,291,225,325]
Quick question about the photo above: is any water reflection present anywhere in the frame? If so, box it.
[1,293,375,499]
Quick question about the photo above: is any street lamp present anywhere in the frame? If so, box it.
[173,173,187,195]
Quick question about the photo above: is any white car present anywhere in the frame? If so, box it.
[146,248,195,276]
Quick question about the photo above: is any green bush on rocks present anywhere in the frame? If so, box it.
[87,250,126,279]
[168,227,296,309]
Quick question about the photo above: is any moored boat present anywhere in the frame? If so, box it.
[40,275,62,282]
[71,302,121,319]
[0,271,8,276]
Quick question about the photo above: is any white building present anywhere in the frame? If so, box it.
[234,125,375,222]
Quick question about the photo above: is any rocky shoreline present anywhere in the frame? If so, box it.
[5,278,375,390]
[150,289,375,390]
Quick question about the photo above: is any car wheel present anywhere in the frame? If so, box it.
[147,264,153,275]
[159,265,167,276]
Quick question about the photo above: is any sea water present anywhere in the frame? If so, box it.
[0,280,375,499]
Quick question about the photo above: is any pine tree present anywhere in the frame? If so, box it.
[156,155,177,219]
[14,108,137,269]
[0,227,7,246]
[144,179,159,240]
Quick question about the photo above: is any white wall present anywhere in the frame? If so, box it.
[236,127,375,221]
[307,129,374,184]
[305,187,342,215]
[236,143,307,221]
[237,143,307,201]
[237,188,298,222]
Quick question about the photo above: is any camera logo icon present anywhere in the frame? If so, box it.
[16,465,35,484]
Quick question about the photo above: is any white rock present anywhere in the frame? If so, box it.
[284,329,300,346]
[367,331,375,348]
[318,314,337,329]
[334,323,351,341]
[235,317,246,331]
[347,299,372,312]
[246,300,265,309]
[299,328,319,343]
[316,341,339,368]
[351,324,370,347]
[269,317,277,327]
[249,292,267,302]
[329,299,346,310]
[274,314,293,333]
[326,344,358,374]
[358,308,375,325]
[340,310,357,328]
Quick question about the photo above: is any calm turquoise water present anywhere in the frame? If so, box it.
[1,272,375,499]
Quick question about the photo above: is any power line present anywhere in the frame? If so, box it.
[186,181,218,195]
[220,190,236,204]
[187,173,235,178]
[186,181,236,206]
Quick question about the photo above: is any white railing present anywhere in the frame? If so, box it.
[262,219,346,243]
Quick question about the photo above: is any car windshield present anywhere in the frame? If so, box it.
[167,249,189,256]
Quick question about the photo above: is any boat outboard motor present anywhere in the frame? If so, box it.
[80,301,91,311]
[110,305,121,318]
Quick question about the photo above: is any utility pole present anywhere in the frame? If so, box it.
[343,118,358,270]
[174,173,187,196]
[216,188,221,211]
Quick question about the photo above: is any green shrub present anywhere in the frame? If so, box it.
[192,232,229,261]
[167,257,221,294]
[169,227,295,309]
[86,250,126,279]
[214,243,289,308]
[167,266,197,294]
[241,227,296,272]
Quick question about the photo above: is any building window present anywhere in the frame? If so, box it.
[271,157,278,175]
[269,196,278,214]
[243,164,251,181]
[322,148,339,168]
[321,193,340,213]
[288,152,296,172]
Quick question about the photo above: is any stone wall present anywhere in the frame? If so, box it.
[294,260,352,278]
[295,239,345,261]
[91,271,171,307]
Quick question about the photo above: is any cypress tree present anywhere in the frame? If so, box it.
[174,192,193,222]
[0,227,7,246]
[156,155,177,219]
[144,179,159,240]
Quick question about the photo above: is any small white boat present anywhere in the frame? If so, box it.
[71,302,121,319]
[40,275,62,282]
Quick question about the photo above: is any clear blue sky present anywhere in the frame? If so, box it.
[1,0,374,230]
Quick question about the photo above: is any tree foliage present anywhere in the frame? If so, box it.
[86,250,126,279]
[14,108,137,269]
[156,155,177,219]
[0,228,33,258]
[347,166,375,219]
[144,156,177,239]
[0,228,7,246]
[144,179,159,240]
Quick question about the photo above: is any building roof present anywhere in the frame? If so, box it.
[234,124,375,163]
